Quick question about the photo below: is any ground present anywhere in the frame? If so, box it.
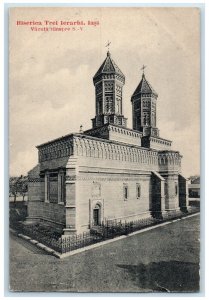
[9,214,200,293]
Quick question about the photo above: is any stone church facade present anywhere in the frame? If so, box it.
[27,51,188,235]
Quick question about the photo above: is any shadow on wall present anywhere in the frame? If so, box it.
[116,260,199,292]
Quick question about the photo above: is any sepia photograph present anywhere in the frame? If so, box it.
[9,6,200,293]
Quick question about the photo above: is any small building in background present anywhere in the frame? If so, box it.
[188,176,200,207]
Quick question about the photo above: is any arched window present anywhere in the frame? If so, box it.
[105,96,113,113]
[116,97,121,114]
[136,183,141,198]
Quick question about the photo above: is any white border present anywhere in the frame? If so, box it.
[1,1,207,300]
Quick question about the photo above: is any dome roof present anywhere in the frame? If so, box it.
[132,74,158,98]
[93,51,125,81]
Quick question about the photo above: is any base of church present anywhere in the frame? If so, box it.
[24,217,40,225]
[151,210,165,219]
[62,228,77,236]
[24,216,65,232]
[180,206,189,213]
[151,207,189,220]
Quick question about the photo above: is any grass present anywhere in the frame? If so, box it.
[9,202,27,227]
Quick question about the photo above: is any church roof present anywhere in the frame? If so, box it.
[132,73,158,97]
[93,51,125,80]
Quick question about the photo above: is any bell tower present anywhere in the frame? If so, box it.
[131,68,159,137]
[91,51,127,128]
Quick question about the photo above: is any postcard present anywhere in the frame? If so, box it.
[9,6,200,293]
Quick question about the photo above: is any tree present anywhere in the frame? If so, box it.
[9,177,20,204]
[9,175,28,203]
[18,175,28,201]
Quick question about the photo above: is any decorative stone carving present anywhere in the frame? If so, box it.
[91,182,101,197]
[65,175,149,182]
[65,175,76,181]
[38,138,73,162]
[28,177,44,182]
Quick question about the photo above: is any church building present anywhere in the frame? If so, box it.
[27,50,188,235]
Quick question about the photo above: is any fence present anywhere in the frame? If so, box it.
[61,232,102,253]
[14,222,63,252]
[11,206,200,254]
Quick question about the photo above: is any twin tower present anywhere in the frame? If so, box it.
[91,50,159,138]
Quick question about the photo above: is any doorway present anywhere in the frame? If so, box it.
[93,203,101,226]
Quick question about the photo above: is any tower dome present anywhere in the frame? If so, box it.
[92,51,127,128]
[93,51,125,84]
[131,72,159,137]
[132,73,158,98]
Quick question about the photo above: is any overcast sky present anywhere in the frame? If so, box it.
[9,7,200,177]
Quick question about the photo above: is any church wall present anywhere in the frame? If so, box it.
[73,155,152,234]
[28,134,184,235]
[75,174,151,234]
[85,125,142,146]
[28,164,44,202]
[27,201,66,229]
[28,180,44,202]
[27,160,67,228]
[73,135,159,172]
[37,134,161,174]
[108,130,141,146]
[28,164,45,222]
[28,174,66,228]
[142,136,172,151]
[149,141,171,151]
[104,177,150,221]
[178,174,189,211]
[150,171,166,218]
[158,153,181,173]
[39,157,70,172]
[162,174,179,210]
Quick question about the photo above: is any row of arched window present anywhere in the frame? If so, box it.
[158,155,181,165]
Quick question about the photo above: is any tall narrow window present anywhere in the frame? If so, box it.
[175,182,178,196]
[116,98,121,114]
[136,183,141,198]
[105,96,113,113]
[123,184,128,200]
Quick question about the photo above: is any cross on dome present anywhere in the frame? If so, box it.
[141,64,146,76]
[105,40,111,56]
[105,40,111,50]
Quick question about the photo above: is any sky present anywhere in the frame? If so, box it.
[9,7,200,177]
